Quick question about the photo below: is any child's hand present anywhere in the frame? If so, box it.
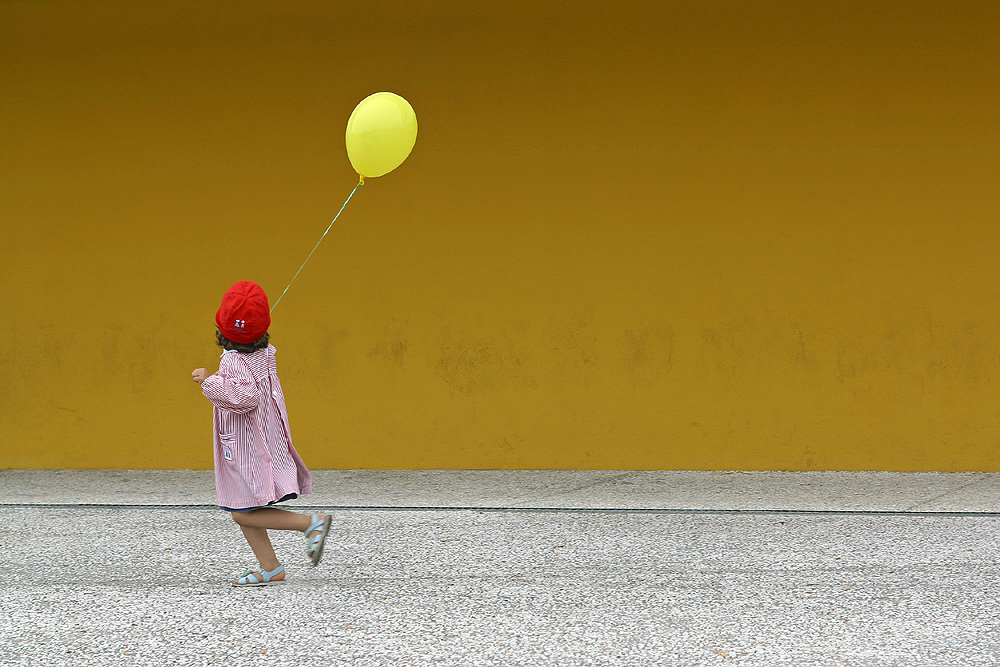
[191,368,212,384]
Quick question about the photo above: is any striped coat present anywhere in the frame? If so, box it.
[201,345,312,510]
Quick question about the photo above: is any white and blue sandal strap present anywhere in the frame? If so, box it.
[233,564,284,586]
[306,513,332,566]
[306,514,325,536]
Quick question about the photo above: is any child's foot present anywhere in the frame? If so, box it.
[306,514,331,566]
[232,564,286,586]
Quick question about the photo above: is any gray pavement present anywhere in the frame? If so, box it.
[2,470,1000,666]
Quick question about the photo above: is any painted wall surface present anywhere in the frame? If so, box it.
[2,1,999,470]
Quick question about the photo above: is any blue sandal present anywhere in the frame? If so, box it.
[233,564,285,587]
[306,514,331,566]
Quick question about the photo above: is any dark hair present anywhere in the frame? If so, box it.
[216,329,270,353]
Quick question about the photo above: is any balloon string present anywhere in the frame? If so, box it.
[270,179,363,313]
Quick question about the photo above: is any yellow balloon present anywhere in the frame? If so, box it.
[345,92,418,179]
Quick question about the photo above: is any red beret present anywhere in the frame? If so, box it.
[215,281,271,344]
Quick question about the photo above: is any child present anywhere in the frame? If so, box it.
[191,280,331,586]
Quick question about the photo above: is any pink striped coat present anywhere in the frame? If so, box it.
[201,344,312,510]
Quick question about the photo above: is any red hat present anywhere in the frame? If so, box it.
[216,281,271,344]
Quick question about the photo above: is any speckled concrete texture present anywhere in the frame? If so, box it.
[2,470,999,666]
[4,469,1000,512]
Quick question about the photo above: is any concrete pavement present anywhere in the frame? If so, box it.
[2,470,999,666]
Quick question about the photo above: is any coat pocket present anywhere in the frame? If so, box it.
[220,434,237,462]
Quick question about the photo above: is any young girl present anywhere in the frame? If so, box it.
[192,280,330,586]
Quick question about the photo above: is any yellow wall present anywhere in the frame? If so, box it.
[3,1,999,470]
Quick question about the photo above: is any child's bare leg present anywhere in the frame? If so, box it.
[235,524,284,576]
[232,507,313,532]
[230,509,329,575]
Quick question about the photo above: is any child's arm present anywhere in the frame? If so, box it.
[191,358,261,413]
